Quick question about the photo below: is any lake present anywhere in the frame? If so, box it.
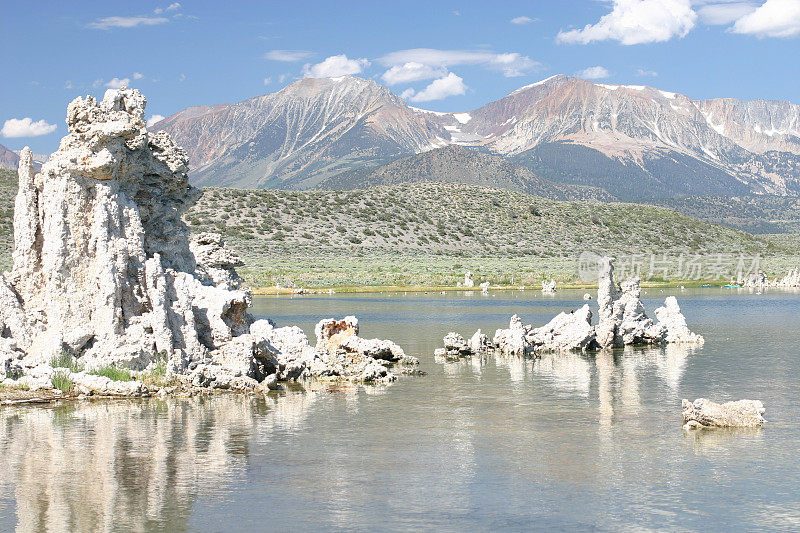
[1,288,799,531]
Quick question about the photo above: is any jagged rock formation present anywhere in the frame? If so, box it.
[777,268,800,287]
[541,279,556,293]
[190,232,244,290]
[0,88,414,391]
[463,271,474,288]
[741,268,800,289]
[682,398,766,429]
[436,256,702,359]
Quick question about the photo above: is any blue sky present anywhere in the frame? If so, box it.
[2,0,800,153]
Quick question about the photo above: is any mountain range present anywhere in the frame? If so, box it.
[0,143,19,171]
[114,74,800,199]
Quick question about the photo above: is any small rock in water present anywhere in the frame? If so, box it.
[682,398,765,429]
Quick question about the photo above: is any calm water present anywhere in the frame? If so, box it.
[2,289,799,532]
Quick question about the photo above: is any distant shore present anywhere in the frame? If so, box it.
[249,279,748,295]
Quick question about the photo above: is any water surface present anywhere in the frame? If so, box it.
[2,288,799,531]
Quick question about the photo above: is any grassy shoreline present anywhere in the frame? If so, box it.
[249,278,748,295]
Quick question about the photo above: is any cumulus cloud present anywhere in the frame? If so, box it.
[146,115,165,128]
[511,16,536,24]
[402,73,467,102]
[379,48,539,78]
[105,77,131,89]
[88,16,168,30]
[731,0,800,38]
[697,1,758,24]
[556,0,697,45]
[636,68,659,76]
[264,50,313,62]
[1,118,57,138]
[302,54,370,78]
[576,66,612,79]
[381,62,447,85]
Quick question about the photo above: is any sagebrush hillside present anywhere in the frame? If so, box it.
[0,170,797,286]
[319,145,615,201]
[651,195,800,234]
[188,181,782,256]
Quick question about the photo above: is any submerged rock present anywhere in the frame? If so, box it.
[682,398,765,429]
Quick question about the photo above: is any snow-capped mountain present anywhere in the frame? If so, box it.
[154,76,449,188]
[155,74,800,197]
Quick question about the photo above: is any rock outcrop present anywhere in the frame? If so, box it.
[434,256,702,359]
[682,398,766,429]
[541,279,556,293]
[0,88,414,391]
[463,271,474,288]
[777,268,800,288]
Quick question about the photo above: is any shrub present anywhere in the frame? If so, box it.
[52,370,75,392]
[90,366,133,382]
[50,350,84,372]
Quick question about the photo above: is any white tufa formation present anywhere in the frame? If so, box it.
[437,256,703,358]
[0,88,414,389]
[682,398,765,429]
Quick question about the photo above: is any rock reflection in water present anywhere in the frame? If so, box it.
[0,391,318,532]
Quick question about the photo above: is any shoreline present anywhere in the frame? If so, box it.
[249,279,751,295]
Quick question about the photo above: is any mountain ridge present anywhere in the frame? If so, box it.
[153,74,800,197]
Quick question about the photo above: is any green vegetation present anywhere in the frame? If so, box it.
[0,169,798,288]
[51,371,75,392]
[50,350,84,373]
[89,366,133,382]
[186,182,800,287]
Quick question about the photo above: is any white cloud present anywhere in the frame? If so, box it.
[697,1,757,24]
[178,73,186,82]
[511,16,536,24]
[1,118,57,138]
[379,48,539,78]
[381,62,447,85]
[64,80,74,89]
[154,2,180,14]
[636,68,659,76]
[88,16,168,30]
[105,77,130,89]
[557,0,697,45]
[133,72,144,80]
[263,77,272,85]
[302,54,370,78]
[264,49,313,62]
[731,0,800,38]
[576,65,612,79]
[146,115,165,128]
[402,73,467,102]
